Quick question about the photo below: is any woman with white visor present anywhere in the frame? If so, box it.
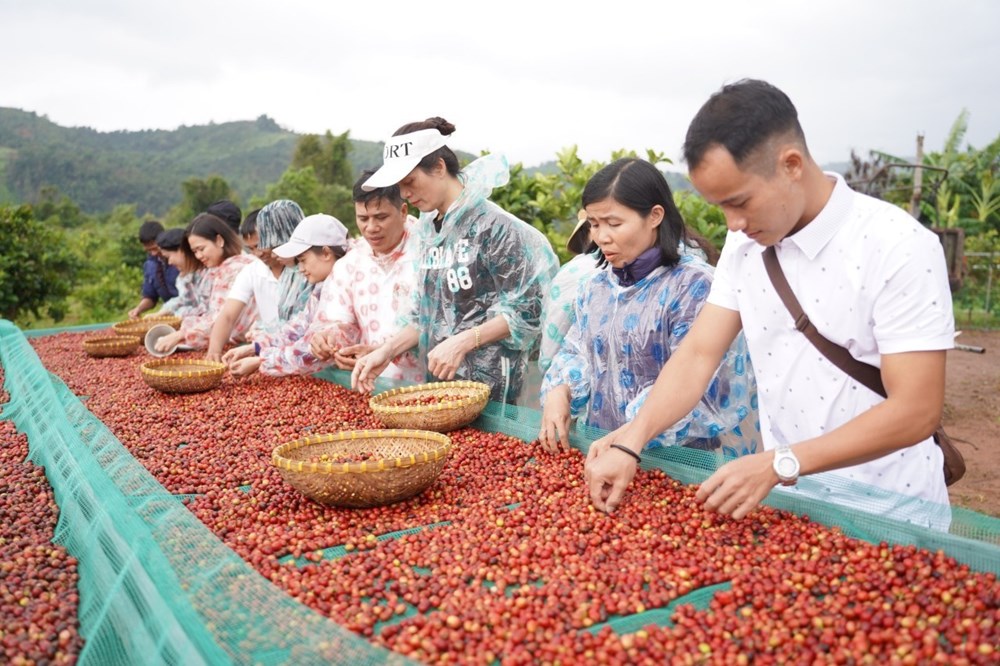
[351,117,559,403]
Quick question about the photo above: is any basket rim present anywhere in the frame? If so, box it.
[272,429,452,475]
[84,335,141,346]
[113,315,181,330]
[369,381,489,415]
[140,358,227,378]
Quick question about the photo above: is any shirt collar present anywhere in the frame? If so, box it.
[780,172,852,260]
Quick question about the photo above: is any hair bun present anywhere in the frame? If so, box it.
[425,117,456,136]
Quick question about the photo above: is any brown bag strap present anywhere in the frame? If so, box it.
[761,246,886,398]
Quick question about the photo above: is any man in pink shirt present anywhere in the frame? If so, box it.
[310,172,423,383]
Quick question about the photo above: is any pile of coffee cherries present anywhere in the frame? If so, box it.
[27,332,1000,664]
[390,394,467,407]
[0,364,85,665]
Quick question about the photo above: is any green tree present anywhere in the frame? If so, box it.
[292,130,354,187]
[253,167,358,235]
[163,174,237,227]
[492,146,726,264]
[0,204,79,322]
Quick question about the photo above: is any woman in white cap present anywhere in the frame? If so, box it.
[223,214,350,377]
[351,117,559,403]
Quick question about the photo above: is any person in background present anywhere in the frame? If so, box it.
[352,117,559,402]
[224,214,350,377]
[537,210,602,376]
[586,80,954,531]
[153,213,256,353]
[206,200,243,236]
[309,172,423,383]
[205,200,313,362]
[153,228,207,318]
[539,158,757,457]
[128,220,179,319]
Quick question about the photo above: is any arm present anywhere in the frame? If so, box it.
[206,299,247,362]
[695,350,945,518]
[538,289,593,452]
[129,297,156,319]
[352,326,421,393]
[426,315,509,381]
[584,303,743,513]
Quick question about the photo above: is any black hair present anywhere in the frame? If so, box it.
[582,158,686,270]
[683,79,808,174]
[308,245,348,260]
[353,169,404,207]
[138,220,165,244]
[206,200,243,235]
[392,117,460,178]
[154,228,185,251]
[186,213,243,260]
[240,208,261,237]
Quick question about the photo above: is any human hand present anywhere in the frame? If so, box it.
[222,344,254,365]
[694,451,779,520]
[309,330,339,361]
[427,332,474,381]
[154,331,184,353]
[333,344,376,371]
[538,386,572,453]
[229,356,262,378]
[128,307,141,320]
[204,349,223,363]
[351,345,394,393]
[584,426,642,514]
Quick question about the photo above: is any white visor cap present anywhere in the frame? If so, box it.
[362,128,450,191]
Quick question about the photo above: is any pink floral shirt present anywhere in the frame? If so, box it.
[313,219,424,383]
[255,281,328,377]
[181,254,258,349]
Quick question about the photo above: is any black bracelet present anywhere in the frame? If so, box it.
[609,443,642,464]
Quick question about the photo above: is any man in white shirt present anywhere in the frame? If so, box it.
[309,172,423,383]
[585,79,954,530]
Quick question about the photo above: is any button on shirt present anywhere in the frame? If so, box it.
[706,173,954,530]
[228,259,280,326]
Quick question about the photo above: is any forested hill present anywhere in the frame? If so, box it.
[0,108,386,215]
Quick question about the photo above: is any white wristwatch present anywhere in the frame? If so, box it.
[772,447,800,486]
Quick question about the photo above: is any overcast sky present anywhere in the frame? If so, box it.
[3,0,997,170]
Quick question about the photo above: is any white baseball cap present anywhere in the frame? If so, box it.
[272,214,349,258]
[362,128,450,191]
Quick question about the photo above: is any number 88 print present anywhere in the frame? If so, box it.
[446,266,474,293]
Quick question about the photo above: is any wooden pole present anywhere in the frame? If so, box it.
[909,133,925,219]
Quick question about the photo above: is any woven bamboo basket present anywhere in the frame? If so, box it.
[272,429,452,508]
[140,358,226,394]
[113,315,182,337]
[369,381,490,433]
[83,335,141,358]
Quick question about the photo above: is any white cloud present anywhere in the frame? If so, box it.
[1,0,997,168]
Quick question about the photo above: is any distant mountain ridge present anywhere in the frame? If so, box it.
[0,108,388,215]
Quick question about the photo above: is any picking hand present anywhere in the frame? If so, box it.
[351,346,393,393]
[427,333,473,381]
[222,344,254,365]
[538,386,572,453]
[584,426,642,514]
[695,451,778,520]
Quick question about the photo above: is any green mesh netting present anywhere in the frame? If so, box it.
[3,320,999,666]
[0,321,411,666]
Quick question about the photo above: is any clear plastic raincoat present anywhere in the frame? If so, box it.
[404,154,559,402]
[541,254,759,457]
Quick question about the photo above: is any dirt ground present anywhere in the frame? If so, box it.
[943,329,1000,517]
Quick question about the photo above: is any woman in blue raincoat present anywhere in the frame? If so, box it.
[539,158,759,457]
[352,117,559,402]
